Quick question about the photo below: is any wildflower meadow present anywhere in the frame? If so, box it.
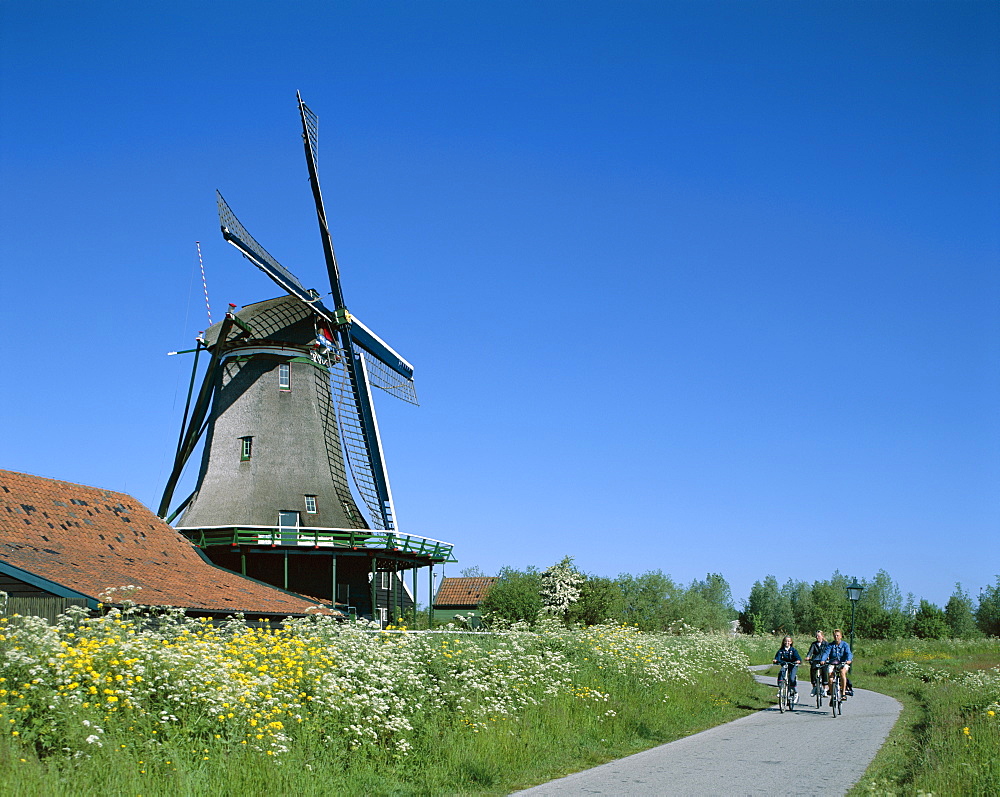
[1,603,764,795]
[843,637,1000,796]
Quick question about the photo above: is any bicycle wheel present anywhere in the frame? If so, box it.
[831,679,840,717]
[778,678,787,713]
[815,676,823,709]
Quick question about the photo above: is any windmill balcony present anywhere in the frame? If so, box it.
[176,525,456,562]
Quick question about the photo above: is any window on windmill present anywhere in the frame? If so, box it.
[278,362,291,390]
[240,436,253,461]
[378,571,390,590]
[304,495,317,513]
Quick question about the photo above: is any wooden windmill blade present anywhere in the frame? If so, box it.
[216,191,334,322]
[295,93,418,532]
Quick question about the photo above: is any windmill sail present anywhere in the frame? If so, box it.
[330,352,394,530]
[296,92,409,532]
[355,342,418,405]
[216,192,331,316]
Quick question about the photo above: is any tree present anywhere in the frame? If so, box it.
[856,570,907,639]
[901,593,917,637]
[568,576,626,626]
[616,570,683,631]
[539,556,584,620]
[810,573,850,633]
[681,573,736,632]
[479,565,542,625]
[976,576,1000,636]
[741,576,793,634]
[787,580,815,636]
[945,583,980,639]
[912,599,949,639]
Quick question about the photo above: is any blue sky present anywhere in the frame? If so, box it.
[1,1,997,608]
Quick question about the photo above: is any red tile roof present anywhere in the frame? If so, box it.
[0,469,331,617]
[434,576,497,607]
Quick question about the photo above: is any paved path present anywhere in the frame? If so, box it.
[514,665,902,796]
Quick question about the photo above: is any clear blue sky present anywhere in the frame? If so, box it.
[1,2,997,608]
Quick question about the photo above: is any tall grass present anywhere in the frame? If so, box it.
[846,637,1000,796]
[1,608,767,795]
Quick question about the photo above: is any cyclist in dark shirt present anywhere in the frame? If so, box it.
[773,635,803,703]
[805,630,829,696]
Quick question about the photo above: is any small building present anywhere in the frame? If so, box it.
[0,469,335,622]
[433,576,497,626]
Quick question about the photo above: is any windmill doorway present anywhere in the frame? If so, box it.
[278,511,299,544]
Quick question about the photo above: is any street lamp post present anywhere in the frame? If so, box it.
[846,579,863,651]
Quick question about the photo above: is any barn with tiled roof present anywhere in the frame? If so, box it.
[0,469,334,620]
[432,576,497,625]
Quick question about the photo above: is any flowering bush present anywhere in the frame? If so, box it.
[539,556,584,618]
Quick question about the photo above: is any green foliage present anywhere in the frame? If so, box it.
[945,583,980,639]
[741,576,793,634]
[615,570,683,631]
[567,576,626,626]
[855,569,908,639]
[787,580,815,635]
[680,573,736,632]
[976,575,1000,636]
[913,599,950,639]
[480,565,543,624]
[810,572,850,632]
[847,637,1000,796]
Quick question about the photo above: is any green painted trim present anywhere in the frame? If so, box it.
[224,353,329,371]
[0,561,98,608]
[179,526,455,563]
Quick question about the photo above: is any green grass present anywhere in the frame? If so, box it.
[1,654,767,796]
[13,616,992,796]
[842,638,1000,796]
[0,612,769,797]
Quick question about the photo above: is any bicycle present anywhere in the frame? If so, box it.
[809,663,828,709]
[776,662,797,713]
[828,662,845,717]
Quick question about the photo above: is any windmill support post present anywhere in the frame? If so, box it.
[412,566,418,627]
[428,564,435,629]
[370,556,378,626]
[159,313,237,518]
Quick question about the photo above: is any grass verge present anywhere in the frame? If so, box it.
[845,638,999,796]
[1,612,769,796]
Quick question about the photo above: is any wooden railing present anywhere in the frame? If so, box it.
[175,525,456,562]
[2,596,90,623]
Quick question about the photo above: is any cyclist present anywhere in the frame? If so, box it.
[819,628,853,702]
[772,635,802,704]
[805,630,829,697]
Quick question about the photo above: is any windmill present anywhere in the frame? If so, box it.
[159,94,455,623]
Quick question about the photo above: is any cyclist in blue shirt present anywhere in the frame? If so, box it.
[819,628,853,700]
[773,636,802,703]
